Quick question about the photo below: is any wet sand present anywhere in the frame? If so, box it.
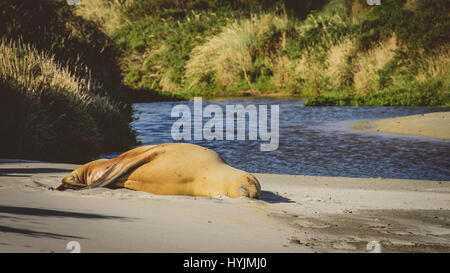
[351,111,450,140]
[0,161,449,253]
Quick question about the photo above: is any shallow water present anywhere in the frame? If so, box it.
[126,98,450,181]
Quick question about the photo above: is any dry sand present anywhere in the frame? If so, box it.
[0,160,449,253]
[351,111,450,140]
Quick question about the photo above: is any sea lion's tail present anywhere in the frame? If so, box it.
[55,181,88,191]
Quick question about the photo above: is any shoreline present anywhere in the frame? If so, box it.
[126,89,303,103]
[1,161,449,253]
[126,90,450,107]
[350,111,450,140]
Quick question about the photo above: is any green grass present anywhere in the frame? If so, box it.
[69,0,448,106]
[67,0,450,106]
[292,0,450,107]
[7,0,447,109]
[305,77,450,107]
[114,8,233,92]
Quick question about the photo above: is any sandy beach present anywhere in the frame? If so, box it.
[0,160,449,253]
[351,111,450,140]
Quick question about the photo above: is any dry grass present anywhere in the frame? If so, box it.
[416,46,450,83]
[185,13,289,90]
[403,0,417,11]
[0,38,133,162]
[354,35,398,93]
[292,55,327,95]
[345,0,371,18]
[0,38,114,109]
[74,0,127,35]
[159,68,180,92]
[272,55,290,90]
[325,37,355,88]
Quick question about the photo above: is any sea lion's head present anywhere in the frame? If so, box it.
[238,174,261,199]
[224,172,261,199]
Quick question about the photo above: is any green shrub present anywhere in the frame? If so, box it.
[115,8,232,92]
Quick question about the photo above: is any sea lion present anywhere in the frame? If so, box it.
[57,143,261,199]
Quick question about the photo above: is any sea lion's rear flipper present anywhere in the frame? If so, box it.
[89,148,161,188]
[56,180,87,191]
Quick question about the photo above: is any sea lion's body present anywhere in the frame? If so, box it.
[58,143,261,199]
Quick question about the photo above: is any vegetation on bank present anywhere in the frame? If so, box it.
[74,0,449,106]
[0,0,137,162]
[0,0,448,163]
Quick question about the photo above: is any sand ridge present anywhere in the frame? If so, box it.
[350,111,450,140]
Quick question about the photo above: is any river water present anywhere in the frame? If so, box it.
[128,98,450,181]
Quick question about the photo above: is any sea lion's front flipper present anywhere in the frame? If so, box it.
[89,149,162,188]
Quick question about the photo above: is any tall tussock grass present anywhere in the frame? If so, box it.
[0,39,136,163]
[186,13,290,94]
[325,37,355,88]
[0,0,127,102]
[74,0,127,36]
[353,35,398,93]
[416,47,450,83]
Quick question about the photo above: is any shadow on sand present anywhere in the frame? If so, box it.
[0,205,131,220]
[0,225,85,240]
[260,190,295,204]
[0,168,73,177]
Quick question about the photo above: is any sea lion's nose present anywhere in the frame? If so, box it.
[237,175,261,199]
